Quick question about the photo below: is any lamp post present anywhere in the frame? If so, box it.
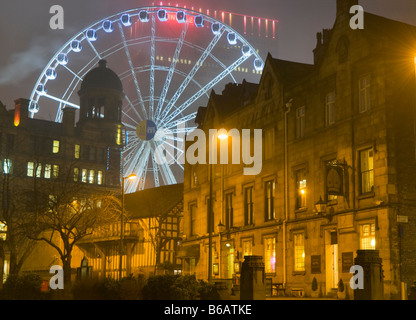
[208,130,228,283]
[217,221,226,278]
[119,173,136,280]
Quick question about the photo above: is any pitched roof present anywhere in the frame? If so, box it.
[267,54,315,85]
[125,183,183,218]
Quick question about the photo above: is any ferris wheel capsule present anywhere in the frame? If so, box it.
[227,32,238,45]
[57,53,68,65]
[254,58,264,71]
[103,20,114,33]
[211,23,221,35]
[71,40,82,52]
[45,68,57,80]
[86,29,97,41]
[195,15,204,27]
[36,84,47,96]
[121,14,132,27]
[29,101,39,114]
[157,9,167,22]
[176,11,186,23]
[242,45,252,57]
[139,10,149,22]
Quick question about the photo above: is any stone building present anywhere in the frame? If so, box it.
[0,60,123,282]
[180,0,416,299]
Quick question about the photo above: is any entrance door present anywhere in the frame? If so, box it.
[325,230,338,294]
[226,246,234,279]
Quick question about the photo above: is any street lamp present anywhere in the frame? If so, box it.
[217,221,226,279]
[119,173,136,280]
[208,130,228,283]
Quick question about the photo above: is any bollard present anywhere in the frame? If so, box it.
[240,255,265,300]
[353,250,384,300]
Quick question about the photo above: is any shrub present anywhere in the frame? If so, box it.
[338,278,345,292]
[312,277,318,292]
[1,273,45,300]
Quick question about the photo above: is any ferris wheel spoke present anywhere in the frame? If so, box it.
[154,21,189,122]
[149,13,156,120]
[151,153,160,188]
[152,141,177,185]
[86,38,102,60]
[165,112,198,130]
[117,22,148,119]
[122,111,139,128]
[124,96,143,122]
[164,54,251,124]
[160,28,226,121]
[43,93,80,110]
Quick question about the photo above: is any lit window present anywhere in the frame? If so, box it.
[359,75,371,113]
[74,144,81,159]
[294,233,305,272]
[296,170,307,210]
[52,140,60,154]
[81,169,87,183]
[0,222,7,241]
[225,193,233,230]
[265,180,275,221]
[264,237,276,273]
[53,165,59,179]
[360,223,376,250]
[27,162,35,177]
[36,163,42,178]
[73,168,79,182]
[242,239,252,257]
[325,92,335,126]
[3,159,12,174]
[190,203,197,236]
[88,170,95,184]
[97,170,103,185]
[44,164,51,179]
[296,106,305,138]
[360,148,374,194]
[244,186,254,225]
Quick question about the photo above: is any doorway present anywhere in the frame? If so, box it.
[325,230,338,294]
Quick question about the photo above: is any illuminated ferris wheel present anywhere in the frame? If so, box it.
[29,6,265,193]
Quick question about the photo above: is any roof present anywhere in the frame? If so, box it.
[80,60,123,93]
[125,183,184,219]
[267,54,315,84]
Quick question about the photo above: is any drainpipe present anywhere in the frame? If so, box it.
[283,98,293,287]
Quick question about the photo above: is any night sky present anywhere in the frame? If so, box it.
[0,0,415,111]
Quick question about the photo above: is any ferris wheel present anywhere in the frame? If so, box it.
[29,6,265,193]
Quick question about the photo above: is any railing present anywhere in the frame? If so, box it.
[82,222,143,242]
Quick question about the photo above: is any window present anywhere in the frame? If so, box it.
[296,106,305,139]
[264,128,274,160]
[359,75,371,113]
[88,170,95,184]
[52,140,60,154]
[73,168,79,182]
[225,192,233,230]
[325,92,335,126]
[294,233,305,272]
[191,166,198,188]
[27,162,35,177]
[74,144,81,159]
[359,148,374,194]
[89,147,96,161]
[190,203,197,236]
[6,134,14,151]
[264,237,276,273]
[53,165,59,179]
[242,239,253,257]
[36,163,42,178]
[81,169,87,183]
[360,223,376,250]
[3,159,12,174]
[265,180,275,221]
[295,170,307,210]
[44,164,51,179]
[97,170,103,185]
[244,186,254,225]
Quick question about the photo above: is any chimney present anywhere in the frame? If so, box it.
[13,98,29,127]
[337,0,359,18]
[62,107,76,135]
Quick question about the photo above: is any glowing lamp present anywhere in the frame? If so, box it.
[314,197,327,215]
[227,32,237,45]
[57,53,68,65]
[157,9,167,22]
[86,29,97,41]
[103,20,114,33]
[121,14,132,27]
[211,23,221,35]
[139,10,149,22]
[71,40,82,53]
[254,58,264,72]
[14,105,20,127]
[176,11,186,23]
[45,68,57,80]
[195,15,204,27]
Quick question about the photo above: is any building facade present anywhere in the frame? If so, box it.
[181,0,416,299]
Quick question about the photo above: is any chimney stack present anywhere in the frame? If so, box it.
[62,107,76,135]
[337,0,359,18]
[13,98,29,127]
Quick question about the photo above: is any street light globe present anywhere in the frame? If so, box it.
[126,174,137,180]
